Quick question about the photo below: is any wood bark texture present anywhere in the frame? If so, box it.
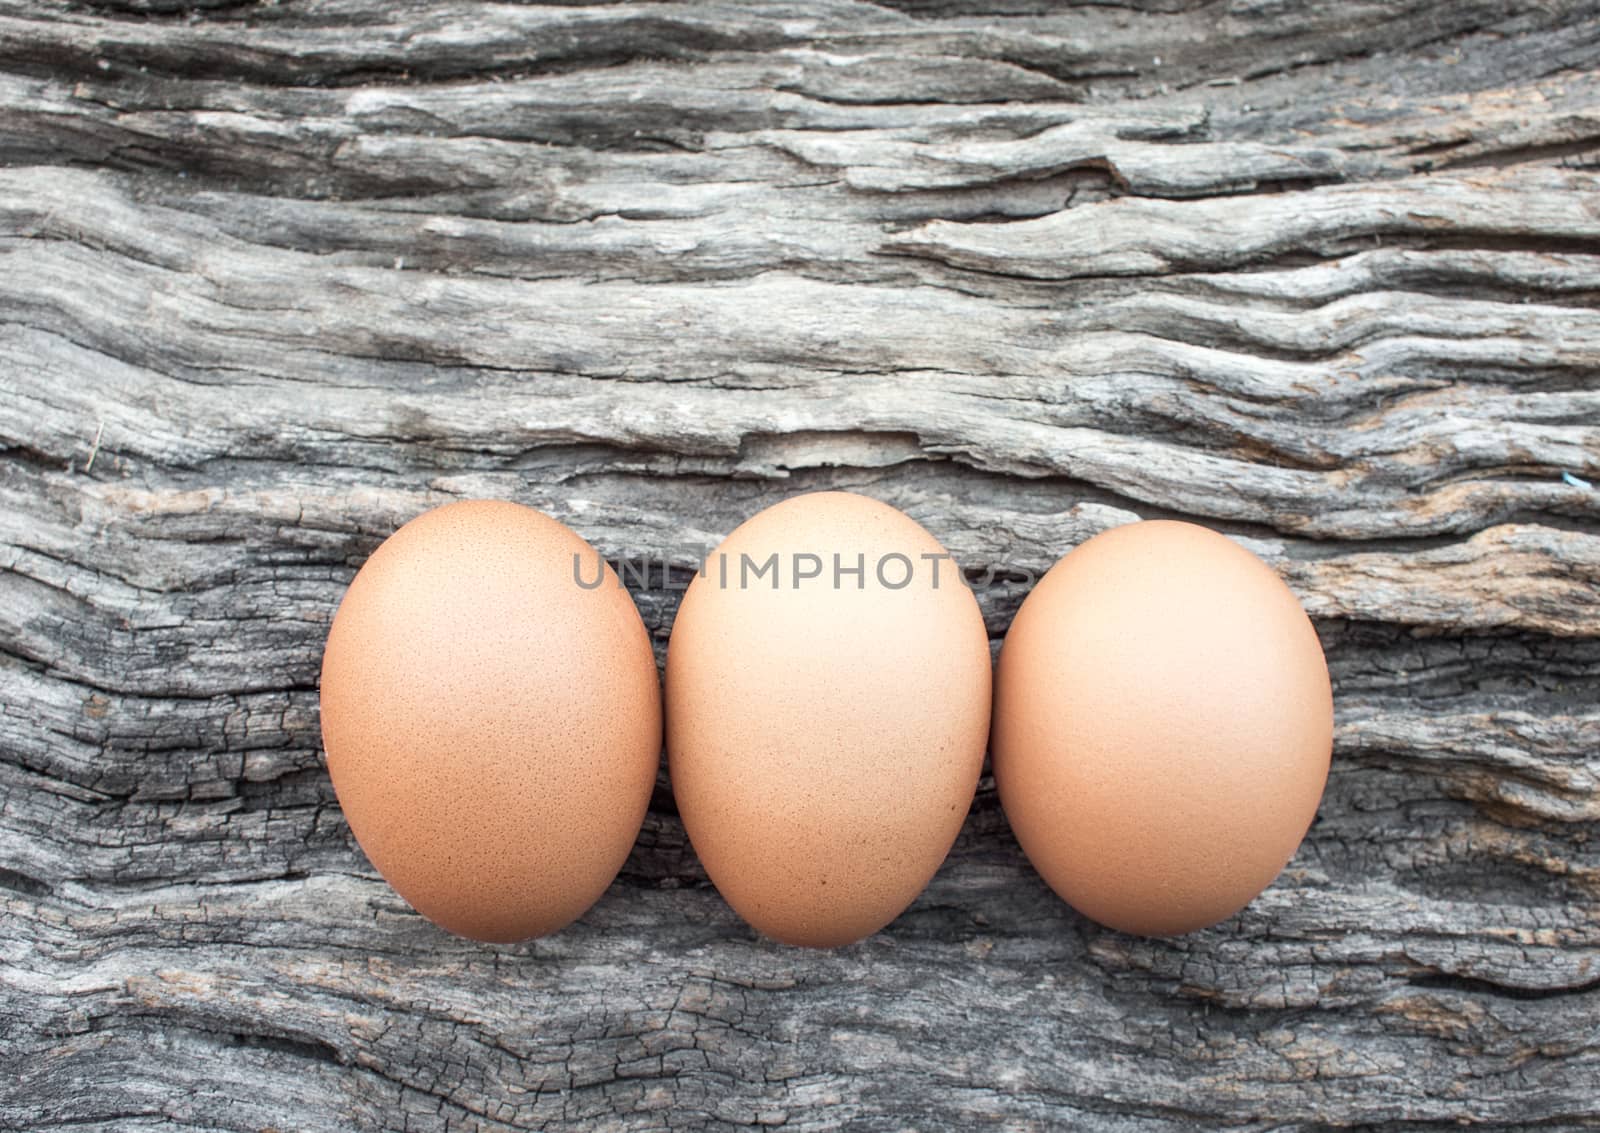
[2,1,1599,1129]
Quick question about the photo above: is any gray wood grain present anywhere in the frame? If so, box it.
[2,1,1598,1129]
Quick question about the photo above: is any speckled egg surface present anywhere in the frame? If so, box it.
[992,519,1333,937]
[666,491,992,948]
[319,499,661,943]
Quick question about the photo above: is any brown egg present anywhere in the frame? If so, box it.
[666,491,991,947]
[992,520,1332,936]
[319,499,661,942]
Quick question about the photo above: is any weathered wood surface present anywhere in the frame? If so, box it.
[2,0,1599,1128]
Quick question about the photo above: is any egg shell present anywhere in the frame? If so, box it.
[666,491,992,948]
[991,519,1332,936]
[319,499,661,942]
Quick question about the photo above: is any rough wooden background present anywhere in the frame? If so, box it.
[3,1,1599,1129]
